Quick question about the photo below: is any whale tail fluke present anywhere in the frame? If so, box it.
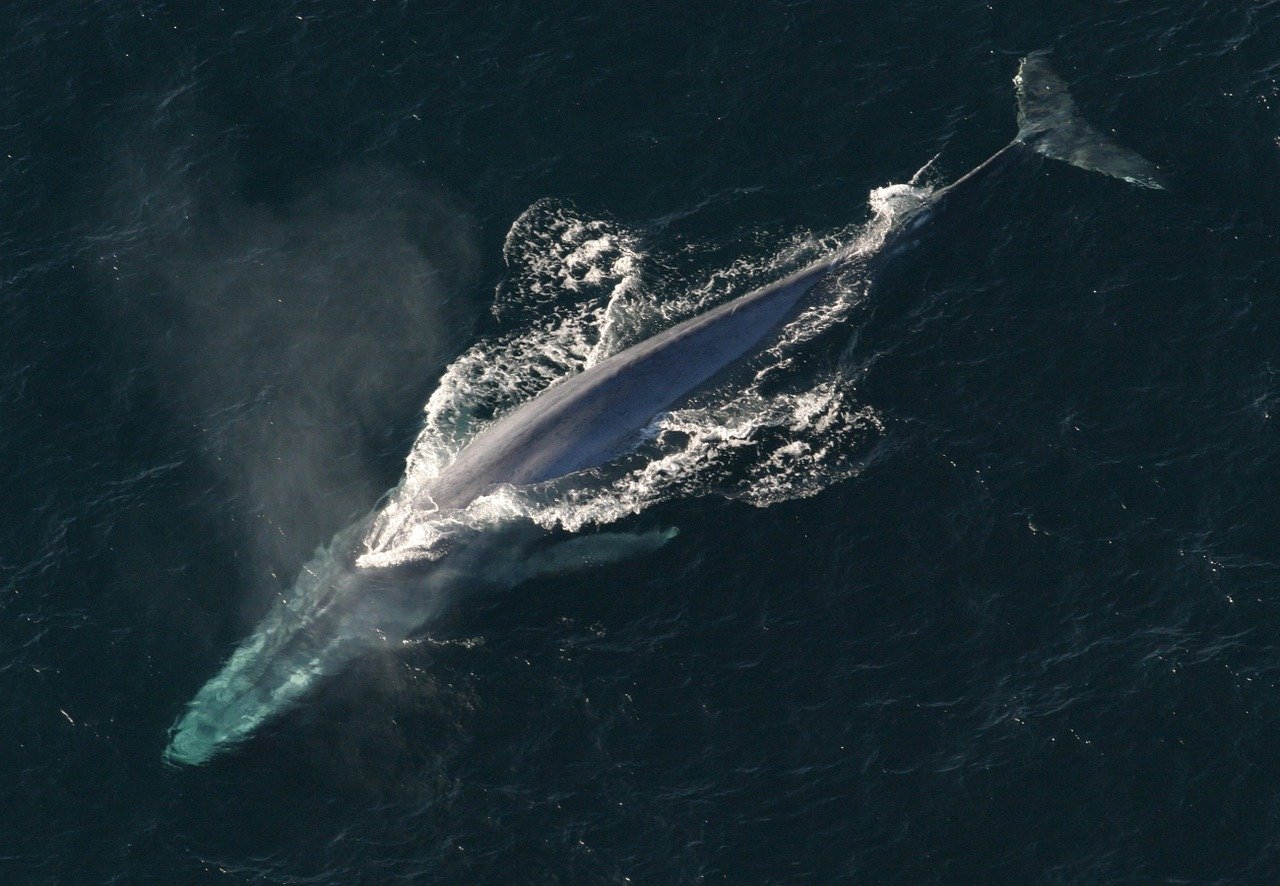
[1014,50,1165,189]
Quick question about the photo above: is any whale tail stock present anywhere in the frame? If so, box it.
[1014,50,1165,189]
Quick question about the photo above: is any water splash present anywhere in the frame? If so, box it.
[359,183,928,569]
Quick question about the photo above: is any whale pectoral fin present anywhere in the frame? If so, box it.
[1014,50,1166,189]
[523,527,679,577]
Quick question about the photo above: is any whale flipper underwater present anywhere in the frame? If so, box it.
[165,53,1162,765]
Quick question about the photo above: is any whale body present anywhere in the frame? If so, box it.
[165,52,1162,765]
[424,256,841,510]
[419,53,1162,512]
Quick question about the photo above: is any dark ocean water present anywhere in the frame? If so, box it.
[6,1,1280,881]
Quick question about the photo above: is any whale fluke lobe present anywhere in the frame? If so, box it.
[1015,50,1165,189]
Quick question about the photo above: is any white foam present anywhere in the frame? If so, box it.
[358,185,929,569]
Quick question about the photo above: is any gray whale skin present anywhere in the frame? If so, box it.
[165,52,1161,765]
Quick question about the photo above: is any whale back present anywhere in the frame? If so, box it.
[425,258,838,510]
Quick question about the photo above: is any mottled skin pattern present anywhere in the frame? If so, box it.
[424,257,845,510]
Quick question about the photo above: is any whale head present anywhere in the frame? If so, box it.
[164,532,437,766]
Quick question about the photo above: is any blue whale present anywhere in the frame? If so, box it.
[165,53,1161,765]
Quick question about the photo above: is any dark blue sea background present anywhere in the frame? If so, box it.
[6,1,1280,881]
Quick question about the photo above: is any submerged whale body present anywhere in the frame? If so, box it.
[165,53,1162,765]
